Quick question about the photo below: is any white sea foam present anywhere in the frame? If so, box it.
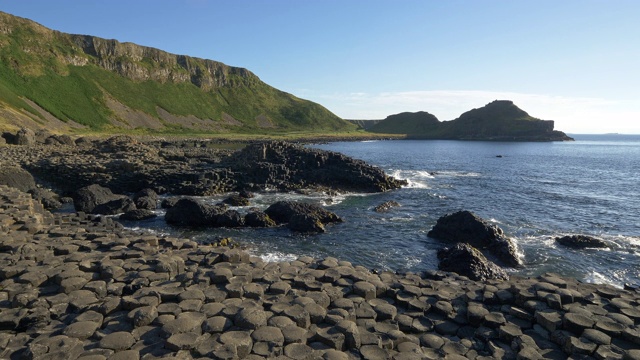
[258,252,299,263]
[584,271,623,288]
[390,169,433,189]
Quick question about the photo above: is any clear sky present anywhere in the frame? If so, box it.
[2,0,639,133]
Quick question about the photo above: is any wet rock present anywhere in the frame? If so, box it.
[244,211,276,227]
[437,243,509,281]
[265,200,342,225]
[555,235,611,249]
[133,188,159,210]
[165,198,225,226]
[288,214,326,233]
[373,200,400,212]
[428,210,521,267]
[216,210,245,228]
[223,194,250,206]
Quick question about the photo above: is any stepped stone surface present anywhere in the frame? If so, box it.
[0,184,638,359]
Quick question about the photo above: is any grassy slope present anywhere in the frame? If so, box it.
[0,12,354,134]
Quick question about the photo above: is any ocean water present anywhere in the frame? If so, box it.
[129,134,640,288]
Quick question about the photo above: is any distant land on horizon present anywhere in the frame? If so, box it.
[348,100,573,141]
[0,11,572,141]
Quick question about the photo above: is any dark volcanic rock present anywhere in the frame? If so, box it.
[216,210,245,228]
[92,197,136,215]
[244,211,276,228]
[73,184,134,214]
[133,188,159,210]
[374,200,400,212]
[555,235,611,249]
[229,141,407,192]
[165,198,226,226]
[437,243,509,281]
[428,211,520,267]
[265,201,341,225]
[119,209,157,221]
[288,214,326,233]
[222,194,250,206]
[28,188,63,210]
[0,166,37,192]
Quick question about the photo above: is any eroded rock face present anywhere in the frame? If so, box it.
[555,235,611,249]
[437,243,509,281]
[428,211,521,268]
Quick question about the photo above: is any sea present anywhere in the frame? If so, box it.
[126,134,640,288]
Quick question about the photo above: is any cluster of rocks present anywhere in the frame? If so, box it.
[1,135,406,198]
[1,185,639,360]
[230,142,407,193]
[1,128,75,147]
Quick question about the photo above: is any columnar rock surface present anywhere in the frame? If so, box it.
[0,185,639,359]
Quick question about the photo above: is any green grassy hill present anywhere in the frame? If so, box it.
[0,11,354,134]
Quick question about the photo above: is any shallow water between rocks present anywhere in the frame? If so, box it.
[120,134,640,288]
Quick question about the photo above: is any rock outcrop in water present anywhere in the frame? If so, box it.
[437,243,510,281]
[428,210,521,268]
[230,142,408,193]
[555,235,611,249]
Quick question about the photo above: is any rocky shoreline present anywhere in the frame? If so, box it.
[1,185,640,359]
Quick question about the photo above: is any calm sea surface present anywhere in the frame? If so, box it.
[131,134,640,287]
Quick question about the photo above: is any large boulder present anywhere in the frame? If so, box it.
[222,194,250,207]
[216,210,245,228]
[92,197,136,215]
[244,211,276,228]
[73,184,135,214]
[133,189,159,210]
[555,235,611,249]
[427,211,520,267]
[0,166,37,192]
[288,214,325,233]
[14,128,36,145]
[437,243,509,281]
[44,134,75,146]
[165,198,226,226]
[265,201,342,225]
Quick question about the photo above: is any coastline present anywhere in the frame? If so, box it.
[1,185,639,359]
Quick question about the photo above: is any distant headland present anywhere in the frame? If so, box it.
[349,100,574,142]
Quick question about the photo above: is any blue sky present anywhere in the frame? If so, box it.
[2,0,639,133]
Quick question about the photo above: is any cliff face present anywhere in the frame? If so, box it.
[368,101,573,141]
[68,34,254,90]
[0,11,352,133]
